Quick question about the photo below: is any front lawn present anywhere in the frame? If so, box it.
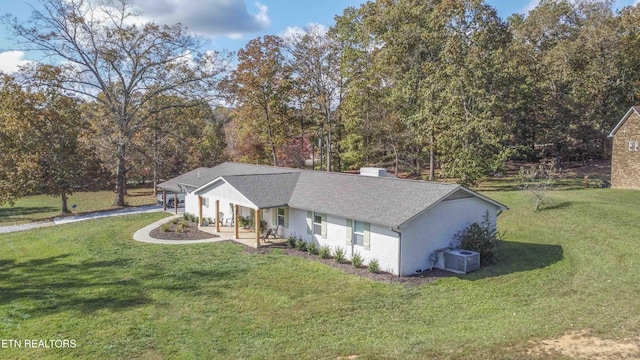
[0,188,157,226]
[0,189,639,359]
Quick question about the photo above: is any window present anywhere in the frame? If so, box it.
[277,207,285,227]
[353,221,365,246]
[630,141,634,151]
[636,141,639,152]
[202,197,209,208]
[313,214,323,235]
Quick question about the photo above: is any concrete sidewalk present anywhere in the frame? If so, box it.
[132,215,225,244]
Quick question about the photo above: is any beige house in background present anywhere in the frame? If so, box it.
[609,106,640,189]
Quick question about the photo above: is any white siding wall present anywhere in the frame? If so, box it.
[184,193,199,217]
[287,208,401,275]
[399,197,499,276]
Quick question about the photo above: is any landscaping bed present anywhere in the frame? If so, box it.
[244,242,453,286]
[149,217,216,240]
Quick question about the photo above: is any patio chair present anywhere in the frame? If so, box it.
[260,226,279,242]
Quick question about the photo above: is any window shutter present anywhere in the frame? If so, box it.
[363,222,371,250]
[272,208,277,226]
[346,219,353,245]
[321,214,327,239]
[284,207,289,228]
[306,211,312,234]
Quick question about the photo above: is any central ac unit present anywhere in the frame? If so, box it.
[444,249,480,274]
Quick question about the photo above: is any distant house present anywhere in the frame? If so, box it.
[609,106,640,189]
[158,162,507,276]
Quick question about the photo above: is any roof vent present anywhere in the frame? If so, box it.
[360,167,387,177]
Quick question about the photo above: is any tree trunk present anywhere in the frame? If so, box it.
[429,129,435,181]
[153,128,158,196]
[326,107,332,172]
[61,192,69,214]
[114,143,127,207]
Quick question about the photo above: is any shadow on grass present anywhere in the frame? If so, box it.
[460,240,564,281]
[538,201,573,211]
[0,206,59,223]
[0,253,239,319]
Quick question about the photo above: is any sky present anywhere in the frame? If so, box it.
[0,0,638,73]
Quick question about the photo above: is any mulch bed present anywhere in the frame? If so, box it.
[243,244,453,286]
[149,219,217,240]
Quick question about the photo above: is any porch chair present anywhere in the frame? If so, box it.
[260,226,278,242]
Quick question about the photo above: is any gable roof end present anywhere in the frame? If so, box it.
[609,106,640,137]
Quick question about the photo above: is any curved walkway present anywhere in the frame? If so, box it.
[132,215,226,245]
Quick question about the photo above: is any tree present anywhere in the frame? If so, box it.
[0,67,107,212]
[4,0,227,206]
[224,35,293,166]
[291,25,343,171]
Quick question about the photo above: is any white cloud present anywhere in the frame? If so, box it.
[280,23,328,45]
[0,51,34,73]
[130,0,271,38]
[522,0,540,14]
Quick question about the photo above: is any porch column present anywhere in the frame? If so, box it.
[234,204,239,239]
[174,193,178,215]
[162,189,167,212]
[198,196,203,227]
[215,200,220,232]
[255,208,261,248]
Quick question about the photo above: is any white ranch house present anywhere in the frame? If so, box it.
[158,162,507,276]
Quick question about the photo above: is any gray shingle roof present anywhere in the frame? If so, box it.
[157,163,298,192]
[157,167,213,193]
[289,171,462,227]
[168,162,505,228]
[223,173,300,209]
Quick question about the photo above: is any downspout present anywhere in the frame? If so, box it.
[390,227,402,277]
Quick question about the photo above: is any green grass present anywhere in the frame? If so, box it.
[0,189,156,226]
[1,189,639,359]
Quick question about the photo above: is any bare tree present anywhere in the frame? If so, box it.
[3,0,228,205]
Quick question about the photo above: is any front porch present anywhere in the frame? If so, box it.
[197,224,286,248]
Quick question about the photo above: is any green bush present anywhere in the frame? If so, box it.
[308,242,319,255]
[351,252,363,268]
[453,210,498,266]
[287,235,297,248]
[333,247,345,264]
[161,223,170,232]
[319,245,331,259]
[171,218,180,225]
[183,213,190,221]
[176,223,186,233]
[367,259,380,273]
[295,239,307,252]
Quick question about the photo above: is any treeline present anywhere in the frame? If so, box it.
[225,0,640,185]
[1,0,640,212]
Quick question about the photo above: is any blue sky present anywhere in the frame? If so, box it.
[0,0,638,72]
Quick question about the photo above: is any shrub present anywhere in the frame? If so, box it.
[207,217,214,224]
[351,252,363,268]
[308,242,319,255]
[176,223,186,233]
[295,239,307,252]
[183,213,190,221]
[171,218,180,225]
[453,210,498,266]
[319,245,331,259]
[367,259,380,273]
[161,223,170,232]
[287,235,297,248]
[333,247,345,264]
